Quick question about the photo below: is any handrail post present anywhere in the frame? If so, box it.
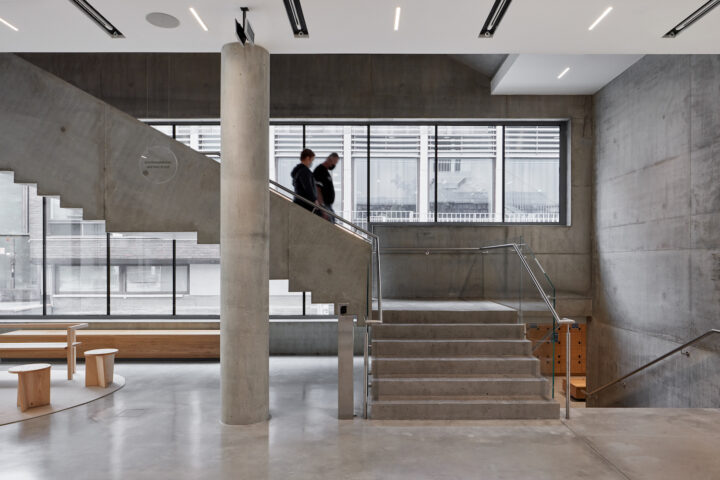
[558,318,575,420]
[363,325,369,419]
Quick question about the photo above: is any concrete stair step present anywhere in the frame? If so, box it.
[371,396,560,420]
[378,310,518,324]
[372,376,551,398]
[373,356,539,376]
[372,339,531,356]
[372,323,524,340]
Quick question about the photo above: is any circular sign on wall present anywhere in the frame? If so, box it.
[139,145,178,184]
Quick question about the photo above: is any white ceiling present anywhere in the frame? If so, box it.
[0,0,719,54]
[491,54,645,95]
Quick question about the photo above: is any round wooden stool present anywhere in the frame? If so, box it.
[84,348,119,388]
[8,363,52,411]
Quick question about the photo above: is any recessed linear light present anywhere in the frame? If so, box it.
[0,16,19,31]
[394,7,401,31]
[589,6,613,31]
[479,0,513,38]
[189,7,208,31]
[558,67,570,79]
[68,0,123,37]
[664,0,720,38]
[283,0,309,37]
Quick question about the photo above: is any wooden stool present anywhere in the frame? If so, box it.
[8,364,52,411]
[84,348,119,388]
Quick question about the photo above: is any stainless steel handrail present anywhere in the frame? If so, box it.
[269,179,383,323]
[380,242,575,418]
[586,329,720,398]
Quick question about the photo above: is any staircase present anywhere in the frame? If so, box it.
[370,308,560,419]
[0,53,372,320]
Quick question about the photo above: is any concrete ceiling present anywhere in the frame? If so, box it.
[0,0,719,54]
[491,54,645,95]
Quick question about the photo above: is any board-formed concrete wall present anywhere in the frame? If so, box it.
[590,55,720,407]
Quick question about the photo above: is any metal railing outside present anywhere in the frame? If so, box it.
[586,329,720,399]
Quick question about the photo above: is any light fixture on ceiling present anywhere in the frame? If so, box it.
[479,0,513,38]
[189,7,208,31]
[557,67,570,79]
[236,7,255,45]
[68,0,123,38]
[146,12,180,29]
[664,0,720,38]
[283,0,309,37]
[394,7,401,31]
[0,16,19,32]
[588,6,613,30]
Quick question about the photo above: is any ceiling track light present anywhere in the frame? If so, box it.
[479,0,513,38]
[664,0,720,38]
[557,67,570,79]
[189,7,208,31]
[394,7,401,31]
[283,0,309,37]
[0,16,19,31]
[68,0,123,38]
[589,6,613,31]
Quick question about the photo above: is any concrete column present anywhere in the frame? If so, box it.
[220,43,270,425]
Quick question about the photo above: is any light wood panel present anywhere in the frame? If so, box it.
[0,330,220,359]
[525,324,586,376]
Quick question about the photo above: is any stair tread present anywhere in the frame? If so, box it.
[376,323,521,327]
[373,376,547,382]
[373,339,529,343]
[374,356,537,360]
[372,396,556,404]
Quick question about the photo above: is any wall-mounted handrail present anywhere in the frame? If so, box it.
[586,329,720,398]
[269,179,382,324]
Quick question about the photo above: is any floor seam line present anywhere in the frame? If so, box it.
[562,419,633,480]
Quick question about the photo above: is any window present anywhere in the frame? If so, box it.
[504,126,562,223]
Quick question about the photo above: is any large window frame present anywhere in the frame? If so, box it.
[146,119,569,226]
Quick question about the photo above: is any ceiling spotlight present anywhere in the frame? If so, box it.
[557,67,570,79]
[664,0,720,38]
[68,0,123,37]
[0,16,19,31]
[236,7,255,45]
[189,7,208,31]
[283,0,309,37]
[589,6,613,31]
[479,0,513,38]
[394,7,401,31]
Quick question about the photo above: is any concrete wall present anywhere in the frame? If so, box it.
[590,55,720,407]
[17,53,594,309]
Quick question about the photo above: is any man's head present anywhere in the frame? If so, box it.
[300,148,315,167]
[324,152,340,170]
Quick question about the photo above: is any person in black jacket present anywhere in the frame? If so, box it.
[291,149,319,213]
[314,152,339,223]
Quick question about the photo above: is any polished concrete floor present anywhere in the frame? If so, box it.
[1,357,719,479]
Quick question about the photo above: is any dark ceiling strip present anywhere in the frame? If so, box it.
[68,0,124,38]
[664,0,720,38]
[282,0,309,37]
[479,0,513,38]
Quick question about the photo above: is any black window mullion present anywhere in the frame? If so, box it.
[172,239,177,316]
[302,124,306,315]
[42,197,47,316]
[559,123,569,226]
[106,232,111,315]
[501,126,506,224]
[434,124,438,223]
[366,124,371,225]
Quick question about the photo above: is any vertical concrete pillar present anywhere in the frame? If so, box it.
[220,43,270,425]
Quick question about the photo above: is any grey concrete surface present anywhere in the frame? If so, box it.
[220,44,270,425]
[591,55,720,407]
[1,358,718,479]
[0,53,221,244]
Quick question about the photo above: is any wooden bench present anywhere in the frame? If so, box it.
[0,323,88,380]
[562,377,587,400]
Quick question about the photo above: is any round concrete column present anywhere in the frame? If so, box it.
[220,43,270,425]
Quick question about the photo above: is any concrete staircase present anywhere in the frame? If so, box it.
[0,53,372,319]
[370,309,560,419]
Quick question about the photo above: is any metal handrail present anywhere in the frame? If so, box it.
[586,329,720,398]
[378,242,576,419]
[268,179,383,323]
